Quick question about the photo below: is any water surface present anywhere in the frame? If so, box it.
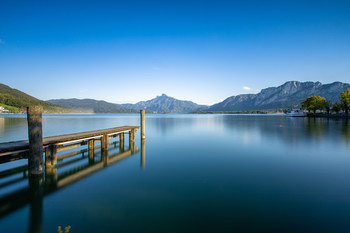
[0,114,350,233]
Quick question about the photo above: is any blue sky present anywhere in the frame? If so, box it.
[0,0,349,105]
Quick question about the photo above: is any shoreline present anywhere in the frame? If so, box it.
[307,113,350,119]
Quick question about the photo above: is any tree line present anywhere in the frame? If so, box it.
[301,88,350,114]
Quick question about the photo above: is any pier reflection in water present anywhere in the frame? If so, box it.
[0,137,143,233]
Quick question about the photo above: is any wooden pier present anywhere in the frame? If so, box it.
[0,106,147,232]
[0,106,143,176]
[0,126,139,162]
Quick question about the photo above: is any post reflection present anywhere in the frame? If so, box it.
[0,138,141,233]
[141,139,145,170]
[29,176,43,233]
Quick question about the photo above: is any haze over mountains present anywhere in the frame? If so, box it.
[1,81,349,113]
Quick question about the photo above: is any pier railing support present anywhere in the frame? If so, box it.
[141,110,145,140]
[45,145,57,168]
[129,129,135,146]
[88,139,94,153]
[101,134,109,151]
[119,133,124,152]
[27,106,44,176]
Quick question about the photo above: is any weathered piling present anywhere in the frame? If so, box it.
[27,106,44,176]
[129,129,135,146]
[88,139,94,153]
[101,134,109,151]
[141,110,145,140]
[45,145,57,168]
[88,139,94,163]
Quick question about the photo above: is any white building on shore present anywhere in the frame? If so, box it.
[0,105,9,113]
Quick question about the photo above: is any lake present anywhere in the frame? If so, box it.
[1,114,350,233]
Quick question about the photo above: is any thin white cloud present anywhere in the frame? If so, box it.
[243,86,251,91]
[0,39,5,44]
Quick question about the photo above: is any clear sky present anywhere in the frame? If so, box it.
[1,0,349,105]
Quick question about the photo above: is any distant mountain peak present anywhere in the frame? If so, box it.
[157,93,172,99]
[122,94,208,113]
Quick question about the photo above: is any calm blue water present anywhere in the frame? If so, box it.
[1,114,350,233]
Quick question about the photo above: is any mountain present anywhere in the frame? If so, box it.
[0,83,73,113]
[206,81,350,111]
[48,98,139,113]
[122,94,208,113]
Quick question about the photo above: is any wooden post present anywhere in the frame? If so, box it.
[140,110,145,140]
[129,141,135,153]
[27,106,44,176]
[45,145,57,168]
[101,134,108,151]
[119,133,124,152]
[88,139,94,153]
[88,139,94,164]
[129,129,135,146]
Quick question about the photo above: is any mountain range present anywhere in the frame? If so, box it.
[207,81,350,111]
[48,98,138,113]
[1,81,349,113]
[0,84,73,113]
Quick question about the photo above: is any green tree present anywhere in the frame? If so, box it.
[301,96,327,114]
[324,100,332,114]
[332,102,341,114]
[341,88,350,114]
